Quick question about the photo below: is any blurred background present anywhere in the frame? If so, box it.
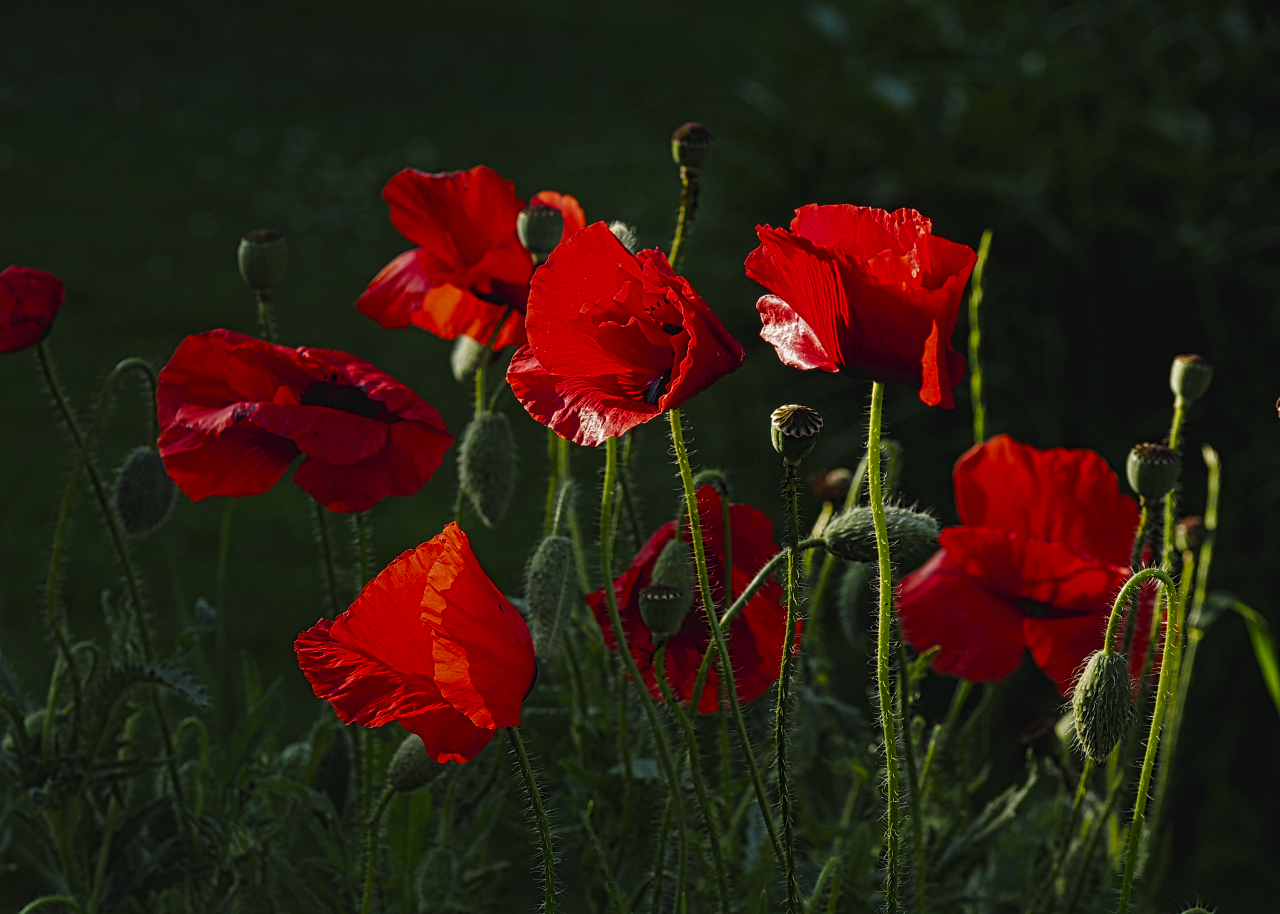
[1,0,1277,908]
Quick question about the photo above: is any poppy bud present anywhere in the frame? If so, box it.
[237,229,288,295]
[387,733,445,793]
[770,404,822,467]
[516,204,565,263]
[823,504,939,566]
[1175,515,1206,553]
[639,583,691,640]
[450,335,487,382]
[609,221,640,254]
[651,538,697,598]
[458,412,517,528]
[1071,651,1133,762]
[811,468,853,504]
[1126,443,1181,502]
[671,122,715,170]
[837,561,872,647]
[1169,354,1213,404]
[525,535,580,660]
[114,446,176,537]
[692,468,730,500]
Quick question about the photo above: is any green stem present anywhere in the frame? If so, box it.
[1027,757,1093,914]
[1064,762,1124,914]
[896,639,926,914]
[1130,503,1150,571]
[353,512,374,824]
[256,291,278,343]
[772,463,803,913]
[474,305,514,418]
[918,679,972,794]
[868,382,902,913]
[18,898,84,914]
[360,786,395,914]
[668,167,700,273]
[649,793,673,914]
[509,727,557,914]
[1102,569,1177,653]
[584,799,630,914]
[354,511,372,590]
[967,230,992,445]
[312,501,341,617]
[544,428,561,537]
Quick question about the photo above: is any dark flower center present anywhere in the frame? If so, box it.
[643,370,672,406]
[1017,599,1090,620]
[301,380,392,422]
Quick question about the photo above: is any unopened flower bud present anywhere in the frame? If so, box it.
[114,446,176,537]
[237,229,288,295]
[609,221,639,254]
[823,504,939,566]
[811,468,853,504]
[1175,516,1206,554]
[692,468,730,500]
[458,412,517,528]
[450,335,487,382]
[671,122,715,170]
[770,404,822,466]
[651,538,696,597]
[1071,651,1133,762]
[1126,443,1181,502]
[517,204,565,263]
[837,561,872,647]
[525,535,580,660]
[639,583,691,640]
[1169,354,1213,404]
[387,733,446,793]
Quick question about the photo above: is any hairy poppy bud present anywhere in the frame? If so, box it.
[237,229,288,295]
[692,468,730,500]
[458,412,517,528]
[517,204,565,263]
[609,221,640,254]
[837,561,872,647]
[1169,354,1213,404]
[1126,443,1181,502]
[451,335,487,382]
[651,538,696,597]
[387,733,445,793]
[771,404,822,466]
[823,503,939,566]
[639,583,690,640]
[525,535,579,660]
[1175,515,1206,553]
[671,122,715,170]
[811,468,853,504]
[1071,651,1133,761]
[114,446,176,537]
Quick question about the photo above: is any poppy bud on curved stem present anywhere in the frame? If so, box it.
[1126,443,1181,503]
[458,412,517,528]
[770,404,822,467]
[639,583,691,641]
[1169,354,1213,405]
[823,503,939,567]
[114,445,176,537]
[517,204,565,265]
[387,733,446,793]
[525,535,580,661]
[1071,650,1133,762]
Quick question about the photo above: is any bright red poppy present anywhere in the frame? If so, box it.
[0,265,65,354]
[157,329,452,513]
[745,204,976,408]
[897,435,1153,696]
[357,166,586,348]
[587,485,792,713]
[295,523,536,763]
[507,222,745,447]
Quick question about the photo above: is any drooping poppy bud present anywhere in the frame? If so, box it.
[1071,650,1133,761]
[770,404,822,466]
[651,538,696,597]
[458,412,517,528]
[114,446,177,537]
[517,204,566,264]
[1125,443,1181,502]
[450,335,487,382]
[525,535,580,660]
[639,583,690,640]
[837,561,872,647]
[387,733,446,793]
[823,503,940,566]
[237,229,288,295]
[671,122,714,170]
[1169,354,1213,404]
[1175,515,1206,554]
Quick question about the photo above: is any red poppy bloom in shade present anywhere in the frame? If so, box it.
[897,435,1154,696]
[0,265,65,354]
[157,329,452,513]
[745,204,977,408]
[507,222,745,447]
[586,485,793,713]
[357,166,586,348]
[295,523,536,763]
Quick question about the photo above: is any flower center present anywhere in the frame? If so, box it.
[301,380,393,422]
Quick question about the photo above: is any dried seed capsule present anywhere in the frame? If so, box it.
[1169,354,1213,403]
[639,583,691,640]
[823,504,939,566]
[1071,651,1133,762]
[525,535,580,660]
[1125,443,1181,502]
[671,122,715,170]
[237,229,288,295]
[516,204,565,263]
[770,404,822,466]
[458,412,517,528]
[114,446,176,536]
[387,733,446,793]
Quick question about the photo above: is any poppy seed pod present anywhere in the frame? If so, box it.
[639,583,691,640]
[114,446,176,537]
[237,229,288,295]
[823,503,940,566]
[1071,651,1133,762]
[1126,443,1181,502]
[671,122,714,169]
[450,335,487,382]
[1175,515,1206,554]
[387,733,446,793]
[516,204,565,263]
[525,535,580,660]
[651,538,696,598]
[770,404,822,466]
[458,412,517,528]
[1169,354,1213,404]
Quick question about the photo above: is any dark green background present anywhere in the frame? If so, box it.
[2,0,1277,908]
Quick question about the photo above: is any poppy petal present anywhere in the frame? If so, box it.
[755,294,840,373]
[158,423,298,501]
[0,265,64,353]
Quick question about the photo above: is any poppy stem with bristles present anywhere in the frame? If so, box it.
[771,460,803,913]
[312,501,341,618]
[668,167,700,274]
[360,786,395,914]
[967,229,992,445]
[508,727,557,914]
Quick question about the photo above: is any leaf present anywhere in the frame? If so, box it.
[147,663,211,709]
[1207,594,1280,720]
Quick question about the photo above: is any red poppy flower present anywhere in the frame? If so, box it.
[897,435,1153,696]
[157,329,452,513]
[507,222,745,447]
[744,204,976,408]
[295,523,536,763]
[357,166,586,348]
[0,265,64,354]
[587,485,793,713]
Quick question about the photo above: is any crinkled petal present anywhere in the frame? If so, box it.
[755,294,839,373]
[158,423,298,501]
[293,420,453,513]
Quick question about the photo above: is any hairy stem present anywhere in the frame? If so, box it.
[967,229,993,444]
[772,462,803,912]
[360,787,395,914]
[509,727,557,914]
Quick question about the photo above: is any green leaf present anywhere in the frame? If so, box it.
[1209,595,1280,719]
